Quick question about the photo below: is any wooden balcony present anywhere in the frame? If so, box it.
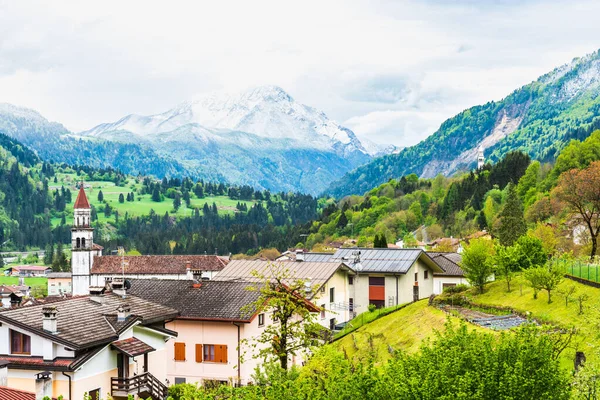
[111,372,168,400]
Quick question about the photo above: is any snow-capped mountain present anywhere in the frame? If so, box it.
[74,86,391,193]
[81,85,374,157]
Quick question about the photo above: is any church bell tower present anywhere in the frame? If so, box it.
[71,184,94,296]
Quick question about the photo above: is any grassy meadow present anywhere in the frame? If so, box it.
[50,173,255,226]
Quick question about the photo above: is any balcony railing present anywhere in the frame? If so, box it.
[111,372,168,399]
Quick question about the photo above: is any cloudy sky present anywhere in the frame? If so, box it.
[1,0,600,147]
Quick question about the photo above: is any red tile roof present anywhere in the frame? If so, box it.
[0,386,55,400]
[0,355,73,369]
[92,255,229,275]
[111,337,155,357]
[92,243,104,250]
[74,186,91,209]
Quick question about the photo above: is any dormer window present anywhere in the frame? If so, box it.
[10,329,31,355]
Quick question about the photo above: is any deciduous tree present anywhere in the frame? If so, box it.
[553,161,600,259]
[461,238,495,293]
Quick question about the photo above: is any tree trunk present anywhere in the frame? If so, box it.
[590,234,597,260]
[547,289,552,304]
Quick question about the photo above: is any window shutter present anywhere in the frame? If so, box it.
[174,342,186,361]
[219,345,228,363]
[195,344,203,363]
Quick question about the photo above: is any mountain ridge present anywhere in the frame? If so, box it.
[325,49,600,198]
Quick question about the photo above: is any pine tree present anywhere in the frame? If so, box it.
[152,187,161,202]
[173,194,181,211]
[97,190,104,202]
[497,183,527,246]
[337,212,348,228]
[118,193,125,203]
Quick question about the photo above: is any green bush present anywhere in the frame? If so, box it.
[368,303,377,312]
[443,284,469,294]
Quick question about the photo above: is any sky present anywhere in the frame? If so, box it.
[1,0,600,148]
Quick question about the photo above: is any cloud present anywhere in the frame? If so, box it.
[0,0,600,147]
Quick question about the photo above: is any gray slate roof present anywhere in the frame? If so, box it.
[0,293,179,350]
[127,279,261,322]
[427,252,464,277]
[331,248,444,274]
[278,252,336,262]
[213,260,354,288]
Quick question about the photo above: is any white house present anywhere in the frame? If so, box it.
[329,248,445,313]
[0,290,179,400]
[427,252,467,294]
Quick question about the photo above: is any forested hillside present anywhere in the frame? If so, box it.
[309,129,600,260]
[327,50,600,198]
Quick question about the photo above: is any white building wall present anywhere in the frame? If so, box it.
[432,276,468,294]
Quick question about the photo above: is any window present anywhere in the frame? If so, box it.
[258,313,265,327]
[89,389,100,400]
[174,377,186,384]
[320,304,326,319]
[424,270,429,280]
[174,342,186,361]
[203,344,228,363]
[10,330,31,355]
[76,238,81,248]
[320,285,326,293]
[349,298,354,312]
[81,238,86,248]
[329,287,335,303]
[414,272,418,282]
[368,276,385,305]
[349,276,354,285]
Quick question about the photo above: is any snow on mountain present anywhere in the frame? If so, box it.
[80,85,378,156]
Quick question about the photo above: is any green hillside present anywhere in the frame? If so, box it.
[327,50,600,198]
[333,276,600,369]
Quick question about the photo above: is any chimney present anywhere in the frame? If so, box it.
[42,306,58,334]
[185,261,193,280]
[116,304,131,322]
[295,249,304,262]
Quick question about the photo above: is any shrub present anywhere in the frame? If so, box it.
[443,284,469,294]
[368,303,377,312]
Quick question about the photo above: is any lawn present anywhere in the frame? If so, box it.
[472,274,600,368]
[333,300,489,365]
[50,173,255,226]
[0,276,47,288]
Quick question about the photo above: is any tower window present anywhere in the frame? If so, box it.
[81,238,86,248]
[77,217,80,226]
[76,238,81,248]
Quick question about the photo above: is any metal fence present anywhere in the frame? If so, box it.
[556,259,600,283]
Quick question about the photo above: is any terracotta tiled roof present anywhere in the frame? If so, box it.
[111,337,155,357]
[0,346,103,372]
[0,386,56,400]
[74,186,91,209]
[92,243,104,250]
[91,255,228,275]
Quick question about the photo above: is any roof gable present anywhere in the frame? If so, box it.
[331,248,444,274]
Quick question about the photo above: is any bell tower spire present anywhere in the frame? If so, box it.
[71,182,94,296]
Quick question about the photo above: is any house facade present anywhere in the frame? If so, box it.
[69,187,228,296]
[47,272,72,297]
[0,292,179,400]
[128,279,314,386]
[329,248,445,313]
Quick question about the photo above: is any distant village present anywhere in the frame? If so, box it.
[0,186,469,399]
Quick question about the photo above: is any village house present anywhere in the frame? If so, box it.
[47,272,72,296]
[69,186,229,296]
[213,259,356,330]
[0,286,26,309]
[128,278,320,387]
[6,266,52,277]
[426,252,467,294]
[328,248,445,313]
[0,289,179,400]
